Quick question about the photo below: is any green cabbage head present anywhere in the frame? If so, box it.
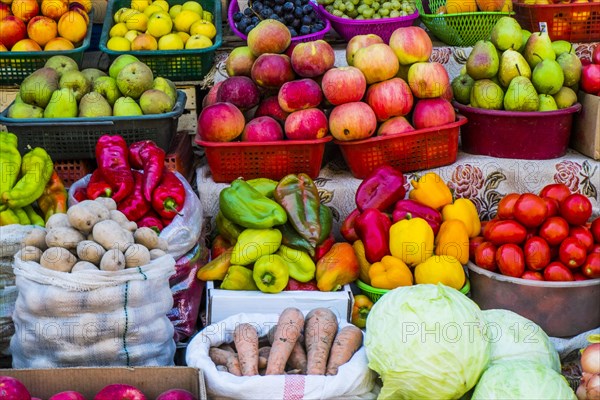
[365,284,490,400]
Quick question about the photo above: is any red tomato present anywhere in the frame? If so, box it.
[475,241,497,272]
[539,183,571,203]
[539,216,570,246]
[591,244,600,254]
[573,272,588,281]
[543,261,574,281]
[582,253,600,279]
[513,193,548,228]
[560,193,593,226]
[591,217,600,243]
[523,236,551,271]
[469,236,485,263]
[496,244,525,277]
[485,220,527,246]
[481,219,499,238]
[497,193,520,219]
[521,271,544,281]
[559,237,588,268]
[570,226,594,252]
[543,197,559,217]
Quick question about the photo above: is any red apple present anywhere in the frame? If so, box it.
[0,376,31,400]
[242,116,284,141]
[412,98,455,129]
[254,95,290,124]
[156,389,197,400]
[278,78,323,112]
[365,77,413,121]
[408,62,450,98]
[202,81,223,109]
[321,66,367,106]
[284,108,328,140]
[0,3,10,19]
[592,44,600,64]
[377,116,415,136]
[251,53,296,89]
[0,16,27,49]
[291,39,335,78]
[49,391,86,400]
[388,26,433,65]
[94,384,147,400]
[581,64,600,94]
[352,43,399,84]
[345,34,384,66]
[216,76,261,111]
[329,101,377,141]
[196,102,246,142]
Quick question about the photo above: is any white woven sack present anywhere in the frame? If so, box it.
[10,252,177,369]
[68,171,203,260]
[186,312,377,400]
[0,225,34,259]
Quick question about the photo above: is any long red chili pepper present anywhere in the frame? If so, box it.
[86,169,112,200]
[73,187,88,202]
[129,140,154,169]
[129,140,166,202]
[117,170,151,222]
[152,170,186,219]
[136,209,164,234]
[96,135,134,203]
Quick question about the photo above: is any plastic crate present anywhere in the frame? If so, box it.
[316,4,419,43]
[0,12,94,86]
[196,136,333,183]
[0,91,187,161]
[334,116,466,179]
[357,279,470,303]
[415,0,512,46]
[228,1,331,44]
[99,0,222,82]
[54,159,95,188]
[512,1,600,42]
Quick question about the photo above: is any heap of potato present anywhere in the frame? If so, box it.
[20,197,168,273]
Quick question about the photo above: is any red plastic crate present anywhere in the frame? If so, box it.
[335,117,466,179]
[512,1,600,42]
[54,159,94,188]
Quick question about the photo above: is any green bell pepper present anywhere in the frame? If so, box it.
[219,179,287,229]
[12,208,30,225]
[0,209,20,226]
[276,245,316,283]
[23,205,44,226]
[221,265,259,291]
[216,211,244,243]
[2,147,53,210]
[231,228,282,266]
[318,204,333,245]
[253,254,289,293]
[0,132,21,210]
[247,178,278,198]
[278,221,315,257]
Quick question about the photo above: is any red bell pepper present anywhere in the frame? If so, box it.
[355,208,392,263]
[341,208,361,243]
[96,135,134,202]
[117,170,151,222]
[128,140,155,169]
[152,170,186,219]
[129,140,166,202]
[136,209,164,233]
[73,186,88,202]
[86,169,112,200]
[313,233,335,262]
[285,278,319,291]
[355,165,406,212]
[392,199,443,236]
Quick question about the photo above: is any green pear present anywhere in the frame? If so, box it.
[504,76,539,111]
[79,92,112,117]
[556,52,582,88]
[518,30,531,54]
[139,89,174,114]
[470,79,504,110]
[93,76,122,106]
[152,76,177,106]
[523,32,555,69]
[532,59,564,95]
[43,88,78,118]
[553,86,578,109]
[13,93,24,104]
[44,55,79,78]
[551,40,575,57]
[116,61,154,100]
[59,70,91,102]
[81,68,108,84]
[466,40,499,80]
[7,102,44,119]
[490,16,523,51]
[498,49,531,88]
[451,73,475,105]
[538,94,558,111]
[108,54,140,80]
[113,96,143,116]
[19,67,59,108]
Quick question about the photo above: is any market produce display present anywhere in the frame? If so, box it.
[106,0,216,51]
[577,335,600,399]
[6,54,180,118]
[0,0,91,51]
[435,0,510,13]
[317,0,417,20]
[581,44,600,95]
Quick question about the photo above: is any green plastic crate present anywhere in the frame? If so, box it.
[99,0,222,82]
[0,12,94,86]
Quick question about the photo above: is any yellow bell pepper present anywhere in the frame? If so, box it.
[441,198,481,238]
[368,255,413,290]
[352,240,372,285]
[409,172,453,210]
[414,255,466,290]
[435,220,470,265]
[389,217,434,266]
[197,250,232,281]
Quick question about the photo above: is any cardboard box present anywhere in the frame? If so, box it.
[571,91,600,160]
[206,281,354,325]
[0,367,206,399]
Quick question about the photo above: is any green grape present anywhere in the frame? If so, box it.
[400,10,407,15]
[382,1,392,9]
[333,0,342,7]
[378,7,389,15]
[356,14,365,18]
[338,2,346,11]
[401,2,411,12]
[363,0,373,5]
[326,4,334,11]
[390,9,401,17]
[372,13,381,18]
[372,2,380,10]
[351,0,360,5]
[345,2,355,11]
[332,9,345,16]
[391,0,401,8]
[341,13,351,18]
[357,4,367,13]
[361,7,374,17]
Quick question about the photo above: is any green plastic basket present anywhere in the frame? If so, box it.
[415,0,512,46]
[99,0,222,82]
[0,11,94,86]
[356,278,471,303]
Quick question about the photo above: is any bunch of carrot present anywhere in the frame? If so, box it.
[208,307,363,376]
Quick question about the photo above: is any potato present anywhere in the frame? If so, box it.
[67,200,110,234]
[92,220,134,252]
[45,213,71,230]
[110,210,137,232]
[77,240,106,265]
[40,247,78,272]
[45,227,85,250]
[149,249,167,260]
[134,227,159,249]
[124,244,151,268]
[156,237,168,251]
[21,246,43,263]
[100,249,126,271]
[87,233,94,241]
[94,197,117,211]
[22,228,48,250]
[71,261,99,272]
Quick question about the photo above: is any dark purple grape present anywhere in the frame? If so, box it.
[293,7,303,17]
[289,27,298,36]
[273,4,283,14]
[301,15,312,25]
[251,15,260,24]
[233,11,244,21]
[243,7,253,16]
[291,18,301,28]
[299,25,310,35]
[244,24,255,35]
[302,4,312,14]
[283,13,294,22]
[283,1,294,12]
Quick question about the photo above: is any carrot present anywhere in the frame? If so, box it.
[209,347,242,376]
[287,334,307,374]
[265,307,305,375]
[233,323,259,376]
[325,325,363,375]
[304,307,338,375]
